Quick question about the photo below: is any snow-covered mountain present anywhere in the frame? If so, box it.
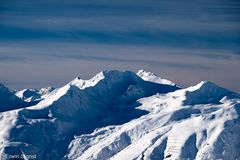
[15,86,55,102]
[0,70,239,160]
[0,83,30,112]
[137,70,176,86]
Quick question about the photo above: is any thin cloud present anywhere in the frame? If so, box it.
[0,0,239,91]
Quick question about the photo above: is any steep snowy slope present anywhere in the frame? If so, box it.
[0,70,239,160]
[0,70,179,160]
[65,82,240,160]
[15,86,55,102]
[0,83,29,112]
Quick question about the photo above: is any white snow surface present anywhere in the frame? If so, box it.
[15,86,55,102]
[137,70,176,86]
[69,71,105,89]
[0,70,239,160]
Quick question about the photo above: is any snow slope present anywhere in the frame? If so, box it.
[0,83,30,112]
[137,70,176,86]
[65,81,240,160]
[0,70,239,160]
[15,86,55,102]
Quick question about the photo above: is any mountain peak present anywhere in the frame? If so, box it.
[180,81,238,105]
[0,83,28,111]
[187,80,236,94]
[196,80,215,87]
[0,70,239,160]
[70,76,82,83]
[137,69,157,76]
[30,69,179,112]
[137,69,176,86]
[69,77,84,86]
[188,81,217,91]
[15,86,55,103]
[69,71,104,89]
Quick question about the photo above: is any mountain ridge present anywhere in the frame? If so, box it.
[0,83,34,112]
[15,86,55,102]
[0,70,239,160]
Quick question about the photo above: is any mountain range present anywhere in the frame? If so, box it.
[0,70,239,160]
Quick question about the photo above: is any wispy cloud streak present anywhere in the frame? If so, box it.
[0,0,239,90]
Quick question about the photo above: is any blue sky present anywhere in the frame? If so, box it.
[0,0,240,91]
